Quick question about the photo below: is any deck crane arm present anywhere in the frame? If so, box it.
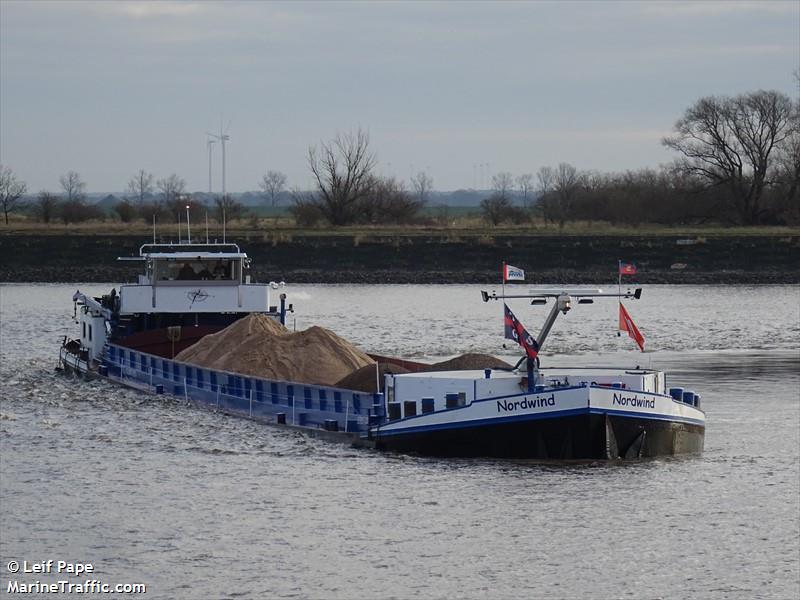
[72,290,112,320]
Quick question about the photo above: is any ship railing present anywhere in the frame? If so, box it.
[103,347,381,434]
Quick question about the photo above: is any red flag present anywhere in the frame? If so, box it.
[619,262,637,275]
[619,302,645,352]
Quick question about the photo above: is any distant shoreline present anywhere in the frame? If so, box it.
[1,232,798,285]
[2,269,795,285]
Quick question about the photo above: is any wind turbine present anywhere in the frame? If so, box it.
[206,120,231,197]
[206,135,216,194]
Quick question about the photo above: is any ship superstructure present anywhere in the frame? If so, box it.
[64,241,289,367]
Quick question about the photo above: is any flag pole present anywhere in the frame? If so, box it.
[617,259,622,337]
[501,261,507,313]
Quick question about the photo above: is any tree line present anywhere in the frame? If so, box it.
[481,89,798,227]
[2,88,797,228]
[0,168,255,226]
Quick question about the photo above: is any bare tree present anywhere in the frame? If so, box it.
[481,171,524,225]
[516,173,534,208]
[662,90,794,224]
[480,195,513,226]
[480,195,527,226]
[307,129,376,225]
[258,170,288,208]
[126,169,154,206]
[491,172,515,200]
[56,171,91,224]
[0,166,27,224]
[214,194,245,224]
[157,173,185,203]
[359,176,423,224]
[35,191,59,224]
[59,195,103,224]
[535,166,557,224]
[536,166,554,196]
[288,190,324,227]
[157,174,187,221]
[410,171,434,205]
[552,162,583,228]
[114,200,138,223]
[772,100,800,216]
[59,171,86,203]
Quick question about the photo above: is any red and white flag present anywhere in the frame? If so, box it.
[503,263,525,282]
[504,303,539,360]
[619,302,645,352]
[619,262,637,275]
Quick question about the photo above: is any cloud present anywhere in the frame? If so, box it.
[391,127,670,145]
[115,1,206,19]
[639,0,798,17]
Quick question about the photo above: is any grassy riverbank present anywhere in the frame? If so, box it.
[3,218,799,238]
[1,224,798,284]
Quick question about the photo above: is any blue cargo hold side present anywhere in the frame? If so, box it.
[101,344,372,437]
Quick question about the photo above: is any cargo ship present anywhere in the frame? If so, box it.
[58,236,705,459]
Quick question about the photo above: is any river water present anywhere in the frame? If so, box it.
[1,283,798,599]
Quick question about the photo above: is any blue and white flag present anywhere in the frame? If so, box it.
[503,263,525,282]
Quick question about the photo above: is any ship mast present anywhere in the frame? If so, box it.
[481,287,642,369]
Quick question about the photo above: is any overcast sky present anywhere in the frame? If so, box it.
[1,0,798,194]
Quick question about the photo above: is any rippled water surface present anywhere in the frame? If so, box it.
[1,284,798,599]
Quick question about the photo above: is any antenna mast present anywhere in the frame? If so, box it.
[482,287,642,355]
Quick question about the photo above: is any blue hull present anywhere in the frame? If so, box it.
[375,412,704,459]
[101,343,383,438]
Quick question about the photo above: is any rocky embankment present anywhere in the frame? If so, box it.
[1,233,797,284]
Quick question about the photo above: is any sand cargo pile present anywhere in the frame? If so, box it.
[429,353,512,371]
[175,314,375,386]
[176,315,517,392]
[335,354,512,392]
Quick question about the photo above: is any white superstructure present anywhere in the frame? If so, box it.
[66,241,288,367]
[117,243,273,314]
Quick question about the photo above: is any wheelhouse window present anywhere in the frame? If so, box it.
[153,258,240,282]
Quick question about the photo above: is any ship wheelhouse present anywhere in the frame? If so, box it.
[117,242,271,315]
[135,242,247,285]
